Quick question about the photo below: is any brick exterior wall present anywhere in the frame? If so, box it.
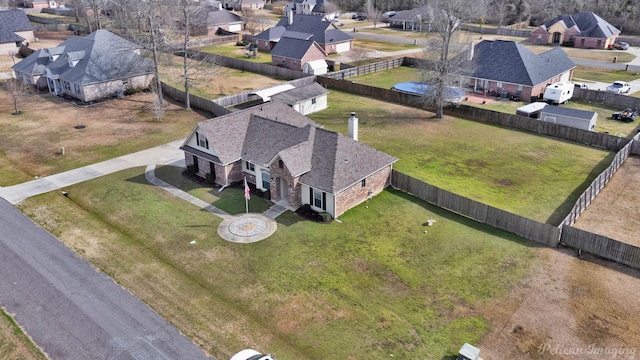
[269,157,302,208]
[272,44,325,70]
[530,27,548,44]
[227,161,243,184]
[334,166,392,218]
[529,24,614,49]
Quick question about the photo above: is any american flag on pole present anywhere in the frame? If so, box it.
[244,177,251,200]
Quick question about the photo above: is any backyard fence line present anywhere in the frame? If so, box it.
[562,132,640,226]
[560,226,640,269]
[391,171,561,246]
[573,88,640,110]
[315,76,631,151]
[321,58,405,80]
[212,76,317,108]
[161,82,230,116]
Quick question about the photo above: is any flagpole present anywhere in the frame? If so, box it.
[244,177,249,214]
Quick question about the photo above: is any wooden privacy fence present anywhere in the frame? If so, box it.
[391,171,561,247]
[562,133,639,226]
[321,58,404,80]
[561,226,640,269]
[573,88,640,110]
[161,82,230,116]
[316,76,631,151]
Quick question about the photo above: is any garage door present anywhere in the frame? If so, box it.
[229,24,242,32]
[335,42,351,54]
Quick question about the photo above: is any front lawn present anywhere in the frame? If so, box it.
[573,65,640,83]
[18,167,537,360]
[308,91,612,225]
[198,43,273,64]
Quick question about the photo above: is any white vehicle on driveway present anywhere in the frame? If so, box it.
[606,81,631,94]
[230,349,276,360]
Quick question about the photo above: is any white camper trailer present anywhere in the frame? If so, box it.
[543,82,574,105]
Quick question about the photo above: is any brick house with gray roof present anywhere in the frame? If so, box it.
[255,12,352,54]
[270,36,326,71]
[0,10,34,54]
[530,12,619,49]
[464,40,575,100]
[12,29,153,102]
[180,101,398,218]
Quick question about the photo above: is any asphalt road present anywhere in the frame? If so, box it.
[0,198,212,360]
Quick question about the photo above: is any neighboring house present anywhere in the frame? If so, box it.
[223,0,265,10]
[0,10,35,54]
[388,8,426,31]
[180,101,398,218]
[24,0,54,8]
[270,35,326,71]
[255,11,353,54]
[270,82,329,115]
[12,29,154,102]
[464,40,575,100]
[530,12,619,49]
[538,105,597,131]
[289,0,339,19]
[202,6,244,34]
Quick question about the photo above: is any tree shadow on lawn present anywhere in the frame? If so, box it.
[387,189,547,249]
[544,151,617,226]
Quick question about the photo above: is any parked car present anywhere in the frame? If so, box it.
[352,13,367,20]
[606,81,631,94]
[611,108,638,123]
[613,42,630,50]
[230,349,276,360]
[573,82,588,90]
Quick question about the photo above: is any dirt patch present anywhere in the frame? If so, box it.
[572,156,640,246]
[478,247,640,359]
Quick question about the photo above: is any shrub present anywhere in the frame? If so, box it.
[186,165,196,175]
[205,173,216,184]
[319,212,332,223]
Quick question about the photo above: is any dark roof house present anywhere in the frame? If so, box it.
[270,36,326,71]
[12,29,154,102]
[388,8,426,31]
[180,101,397,218]
[0,10,35,53]
[530,12,620,49]
[464,40,575,100]
[255,12,352,54]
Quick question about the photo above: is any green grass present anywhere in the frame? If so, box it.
[354,38,422,52]
[350,66,423,89]
[18,167,537,359]
[573,65,640,83]
[198,43,273,64]
[309,91,613,224]
[155,165,272,214]
[0,308,47,360]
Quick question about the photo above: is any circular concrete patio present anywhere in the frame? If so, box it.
[217,213,277,243]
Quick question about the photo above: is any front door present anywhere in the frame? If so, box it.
[192,155,199,173]
[552,32,561,44]
[280,178,289,205]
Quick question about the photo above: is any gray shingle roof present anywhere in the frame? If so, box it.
[13,29,153,85]
[275,13,352,45]
[540,105,596,120]
[270,36,319,59]
[0,9,33,44]
[185,101,397,193]
[543,12,619,39]
[271,82,329,104]
[469,40,575,86]
[254,25,286,41]
[207,8,243,25]
[390,8,423,22]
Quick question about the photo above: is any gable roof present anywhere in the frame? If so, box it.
[274,13,353,45]
[254,25,286,41]
[390,8,424,22]
[207,8,243,25]
[542,12,619,39]
[271,82,329,104]
[0,10,34,44]
[468,40,575,86]
[12,29,153,85]
[182,101,397,193]
[270,36,325,59]
[540,105,596,121]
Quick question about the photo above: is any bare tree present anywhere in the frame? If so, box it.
[242,8,261,35]
[417,0,486,118]
[138,0,165,118]
[364,0,382,28]
[348,47,369,66]
[3,79,33,115]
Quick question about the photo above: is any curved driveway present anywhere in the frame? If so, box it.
[0,198,212,360]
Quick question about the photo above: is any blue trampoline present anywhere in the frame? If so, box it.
[391,82,466,102]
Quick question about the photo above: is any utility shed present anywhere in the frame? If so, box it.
[516,102,547,118]
[271,82,329,115]
[302,59,328,75]
[538,106,597,131]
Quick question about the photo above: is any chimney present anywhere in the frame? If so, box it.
[218,2,222,11]
[348,112,358,141]
[287,7,294,26]
[468,40,474,61]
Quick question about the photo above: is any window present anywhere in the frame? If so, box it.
[361,179,366,187]
[245,161,254,171]
[195,131,209,149]
[63,81,71,91]
[310,188,326,211]
[261,172,270,190]
[74,84,81,94]
[278,160,284,169]
[311,97,317,105]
